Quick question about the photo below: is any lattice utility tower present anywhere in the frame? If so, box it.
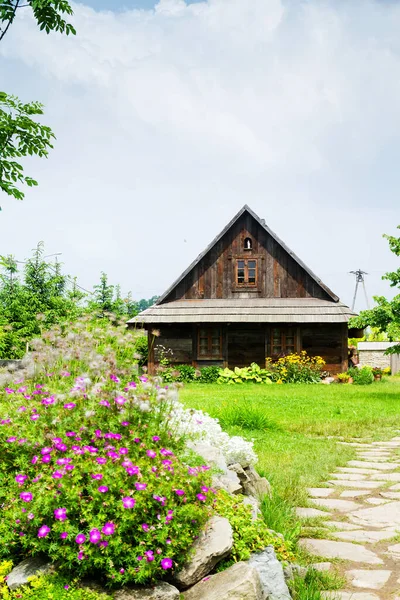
[349,269,369,311]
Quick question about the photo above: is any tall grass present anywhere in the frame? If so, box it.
[289,570,345,600]
[211,401,282,431]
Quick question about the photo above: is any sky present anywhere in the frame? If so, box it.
[0,0,399,312]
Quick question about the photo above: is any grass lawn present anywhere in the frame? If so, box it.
[180,378,400,508]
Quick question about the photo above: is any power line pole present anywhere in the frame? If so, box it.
[349,269,369,311]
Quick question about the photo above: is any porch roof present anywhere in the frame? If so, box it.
[128,298,355,325]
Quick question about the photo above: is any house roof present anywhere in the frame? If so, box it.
[128,298,356,325]
[156,204,339,305]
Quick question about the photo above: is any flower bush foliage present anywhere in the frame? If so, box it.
[0,318,260,588]
[348,366,374,385]
[0,320,218,587]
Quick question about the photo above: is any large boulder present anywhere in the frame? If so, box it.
[248,547,291,600]
[243,467,271,499]
[174,516,233,588]
[212,470,242,495]
[6,556,53,590]
[114,582,180,599]
[183,561,263,600]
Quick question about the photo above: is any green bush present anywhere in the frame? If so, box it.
[0,562,111,599]
[348,366,374,385]
[198,365,220,383]
[214,491,294,566]
[133,335,148,366]
[217,363,273,385]
[0,323,214,588]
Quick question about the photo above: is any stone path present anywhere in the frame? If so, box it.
[297,436,400,600]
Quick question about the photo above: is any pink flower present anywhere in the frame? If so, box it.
[60,532,68,539]
[41,455,51,464]
[152,436,160,442]
[114,396,127,406]
[89,528,102,544]
[126,466,140,476]
[75,533,86,544]
[145,550,154,562]
[91,474,103,480]
[141,523,149,532]
[122,497,136,509]
[161,557,173,570]
[20,492,33,502]
[135,482,147,491]
[63,403,76,410]
[41,447,52,455]
[65,431,76,437]
[54,508,67,521]
[96,457,107,465]
[119,568,125,574]
[99,400,110,408]
[175,489,185,496]
[102,522,115,536]
[109,374,120,383]
[52,471,63,480]
[118,447,129,455]
[200,486,209,493]
[146,450,157,459]
[196,493,207,502]
[77,551,85,560]
[6,437,17,443]
[31,456,39,465]
[15,474,27,484]
[98,486,108,493]
[30,414,40,421]
[38,525,50,538]
[99,540,108,548]
[121,421,130,426]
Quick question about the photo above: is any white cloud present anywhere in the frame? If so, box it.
[0,0,399,310]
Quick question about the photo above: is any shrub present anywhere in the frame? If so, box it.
[383,367,391,375]
[0,372,214,587]
[0,563,111,599]
[214,491,295,565]
[133,335,148,366]
[270,352,325,384]
[217,363,273,385]
[348,366,374,385]
[197,365,220,383]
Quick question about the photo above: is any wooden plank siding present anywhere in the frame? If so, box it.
[147,322,348,376]
[163,213,331,303]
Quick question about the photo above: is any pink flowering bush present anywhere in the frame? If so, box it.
[0,320,215,587]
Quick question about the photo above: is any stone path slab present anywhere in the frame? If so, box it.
[307,488,334,498]
[340,490,370,498]
[338,467,382,475]
[348,461,399,470]
[299,539,383,564]
[326,521,363,531]
[389,483,400,490]
[328,480,382,489]
[323,593,380,600]
[381,491,400,499]
[364,498,389,505]
[332,529,397,543]
[331,473,368,480]
[313,498,362,512]
[296,507,330,519]
[385,543,400,558]
[349,501,400,528]
[372,472,400,481]
[346,569,392,590]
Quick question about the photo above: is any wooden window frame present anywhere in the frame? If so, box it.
[236,258,258,286]
[197,327,223,360]
[270,326,297,358]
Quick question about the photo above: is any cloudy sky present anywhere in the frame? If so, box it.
[1,0,399,311]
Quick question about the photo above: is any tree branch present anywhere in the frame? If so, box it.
[0,0,21,43]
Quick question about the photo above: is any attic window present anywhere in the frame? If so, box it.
[236,259,257,285]
[244,237,252,251]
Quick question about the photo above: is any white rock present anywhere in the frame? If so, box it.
[174,516,233,588]
[249,547,291,600]
[6,557,52,591]
[296,507,330,518]
[313,498,361,513]
[299,539,383,564]
[347,569,392,590]
[114,582,180,599]
[183,561,263,600]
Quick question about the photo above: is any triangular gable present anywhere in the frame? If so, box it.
[156,205,339,304]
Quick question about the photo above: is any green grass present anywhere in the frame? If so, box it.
[180,378,400,542]
[289,569,346,600]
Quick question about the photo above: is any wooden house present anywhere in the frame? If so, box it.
[129,206,356,374]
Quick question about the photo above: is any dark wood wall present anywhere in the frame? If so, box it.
[163,213,331,303]
[146,323,348,375]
